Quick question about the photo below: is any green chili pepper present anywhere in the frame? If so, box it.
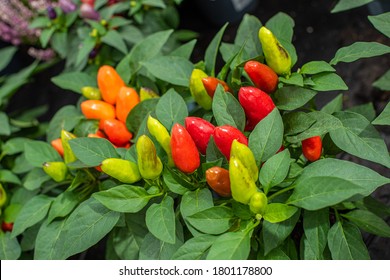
[258,26,292,76]
[140,87,159,101]
[147,115,174,167]
[229,156,258,205]
[101,158,141,184]
[230,139,259,182]
[249,191,268,215]
[189,69,213,110]
[136,135,163,180]
[81,86,102,100]
[61,130,77,164]
[0,183,7,208]
[42,161,68,182]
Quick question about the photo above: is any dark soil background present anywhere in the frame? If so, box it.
[2,0,389,259]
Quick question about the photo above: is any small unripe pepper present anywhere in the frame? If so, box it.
[51,138,64,157]
[81,86,101,100]
[170,123,200,173]
[249,191,268,215]
[230,139,259,182]
[42,161,68,182]
[201,77,231,98]
[147,115,173,166]
[238,86,276,131]
[244,60,278,93]
[213,125,248,159]
[302,136,322,162]
[101,158,141,184]
[61,130,77,164]
[189,69,213,110]
[258,26,292,76]
[136,135,163,180]
[184,117,215,155]
[81,100,116,120]
[229,156,258,204]
[1,221,13,232]
[97,65,125,105]
[205,166,231,197]
[101,119,132,147]
[116,86,140,123]
[0,183,7,208]
[140,87,159,101]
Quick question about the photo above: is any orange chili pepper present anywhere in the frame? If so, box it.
[81,100,116,120]
[97,65,125,105]
[51,138,64,157]
[101,119,133,147]
[116,86,140,122]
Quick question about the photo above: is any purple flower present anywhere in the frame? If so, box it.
[59,0,77,13]
[47,6,57,20]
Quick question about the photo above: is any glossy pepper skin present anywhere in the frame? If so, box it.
[230,140,259,182]
[201,77,231,98]
[136,135,163,180]
[213,125,248,159]
[258,26,292,76]
[238,86,276,131]
[97,65,125,105]
[189,69,213,110]
[229,157,258,204]
[81,86,101,100]
[140,87,159,101]
[101,158,141,184]
[302,136,322,162]
[0,183,7,208]
[81,100,116,120]
[206,166,231,197]
[61,130,77,164]
[147,115,173,166]
[116,86,140,123]
[170,123,200,173]
[249,191,268,215]
[184,117,215,155]
[101,119,132,147]
[244,61,278,93]
[1,221,13,232]
[51,138,64,157]
[42,161,68,182]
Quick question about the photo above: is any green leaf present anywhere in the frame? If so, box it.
[249,108,284,163]
[11,195,52,237]
[29,16,51,29]
[172,234,217,260]
[47,105,83,142]
[23,168,50,191]
[205,23,228,76]
[278,72,304,87]
[47,191,79,223]
[142,0,166,8]
[235,14,262,59]
[266,12,295,42]
[127,98,159,135]
[93,185,158,213]
[372,102,390,125]
[58,197,120,259]
[262,210,300,255]
[24,141,62,167]
[0,170,21,185]
[263,203,298,223]
[51,72,97,94]
[69,137,119,166]
[162,168,188,195]
[321,94,343,114]
[300,60,336,75]
[342,209,390,237]
[212,85,246,131]
[260,149,291,194]
[331,0,374,13]
[155,88,188,130]
[330,42,390,65]
[288,158,390,210]
[0,46,17,72]
[75,36,95,66]
[0,232,21,260]
[51,32,68,59]
[274,86,317,111]
[146,196,176,244]
[302,208,330,260]
[206,230,252,260]
[356,196,390,219]
[327,221,370,260]
[347,103,376,122]
[142,56,194,87]
[373,69,390,91]
[2,137,30,156]
[0,112,10,136]
[330,111,390,168]
[368,12,390,37]
[169,39,197,59]
[102,29,128,54]
[34,219,67,260]
[187,206,234,235]
[40,27,55,48]
[139,232,183,260]
[310,72,348,91]
[116,30,173,83]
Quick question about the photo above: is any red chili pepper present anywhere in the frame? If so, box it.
[170,123,200,173]
[1,221,13,232]
[184,117,215,155]
[101,119,133,147]
[213,125,248,159]
[201,77,231,98]
[244,60,278,93]
[238,86,276,131]
[51,138,64,157]
[206,166,231,197]
[302,136,322,162]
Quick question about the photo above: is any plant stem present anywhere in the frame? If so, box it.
[267,184,296,201]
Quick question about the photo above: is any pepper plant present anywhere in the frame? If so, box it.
[1,12,389,260]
